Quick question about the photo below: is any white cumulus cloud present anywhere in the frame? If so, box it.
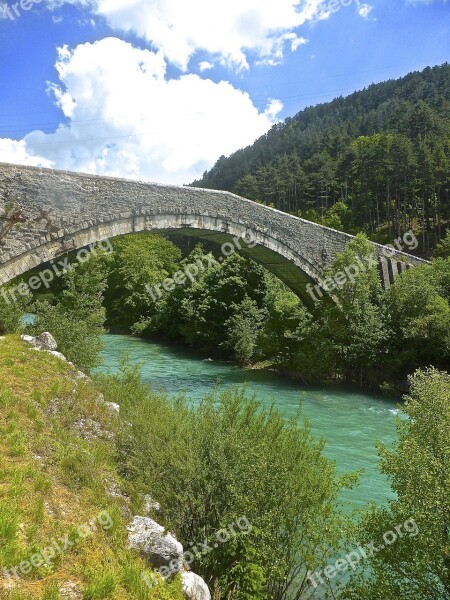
[199,61,214,72]
[0,139,51,167]
[0,38,281,184]
[48,0,323,70]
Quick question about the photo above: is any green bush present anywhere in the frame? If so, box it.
[345,368,450,600]
[0,285,31,335]
[30,256,108,372]
[97,363,355,600]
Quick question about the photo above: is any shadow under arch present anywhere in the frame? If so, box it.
[0,213,331,311]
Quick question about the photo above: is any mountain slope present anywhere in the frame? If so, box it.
[192,63,450,255]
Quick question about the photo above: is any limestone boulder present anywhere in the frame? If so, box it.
[181,572,211,600]
[128,516,183,570]
[142,494,161,514]
[105,401,120,415]
[36,332,58,351]
[21,332,59,353]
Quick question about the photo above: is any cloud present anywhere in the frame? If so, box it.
[199,61,214,72]
[316,0,374,22]
[0,38,281,184]
[0,139,51,168]
[46,0,324,71]
[357,2,373,18]
[265,99,284,120]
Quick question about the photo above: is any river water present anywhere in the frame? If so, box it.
[98,334,403,511]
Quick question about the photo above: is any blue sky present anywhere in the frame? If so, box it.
[0,0,448,184]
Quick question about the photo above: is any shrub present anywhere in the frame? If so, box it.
[0,285,31,335]
[30,256,108,372]
[97,363,354,600]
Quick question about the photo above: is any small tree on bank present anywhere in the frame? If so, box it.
[345,368,450,600]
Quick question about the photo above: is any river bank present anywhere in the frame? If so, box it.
[96,333,403,511]
[109,325,408,396]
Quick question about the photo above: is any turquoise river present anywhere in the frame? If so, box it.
[98,334,405,511]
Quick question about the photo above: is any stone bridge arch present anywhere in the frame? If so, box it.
[0,163,426,310]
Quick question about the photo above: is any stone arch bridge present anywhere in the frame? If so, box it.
[0,163,426,309]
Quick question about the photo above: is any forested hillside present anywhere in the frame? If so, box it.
[192,64,450,255]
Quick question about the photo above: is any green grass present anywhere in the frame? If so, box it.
[0,336,184,600]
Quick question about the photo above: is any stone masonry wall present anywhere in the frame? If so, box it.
[0,163,427,298]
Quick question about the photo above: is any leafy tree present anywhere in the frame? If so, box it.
[259,274,309,366]
[322,200,353,231]
[157,247,268,356]
[383,263,450,372]
[435,229,450,258]
[345,368,450,600]
[235,174,260,200]
[31,255,108,371]
[430,256,450,303]
[224,296,265,365]
[104,234,181,329]
[319,234,387,384]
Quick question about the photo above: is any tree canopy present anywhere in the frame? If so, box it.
[192,64,450,256]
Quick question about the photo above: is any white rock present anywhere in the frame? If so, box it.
[59,580,83,599]
[21,333,63,361]
[105,401,120,415]
[36,332,58,351]
[74,418,102,439]
[75,370,92,382]
[128,516,183,570]
[181,572,211,600]
[142,494,161,513]
[21,334,38,346]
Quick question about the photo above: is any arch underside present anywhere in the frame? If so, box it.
[0,216,327,311]
[165,227,322,309]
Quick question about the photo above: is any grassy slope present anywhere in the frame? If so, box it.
[0,335,183,600]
